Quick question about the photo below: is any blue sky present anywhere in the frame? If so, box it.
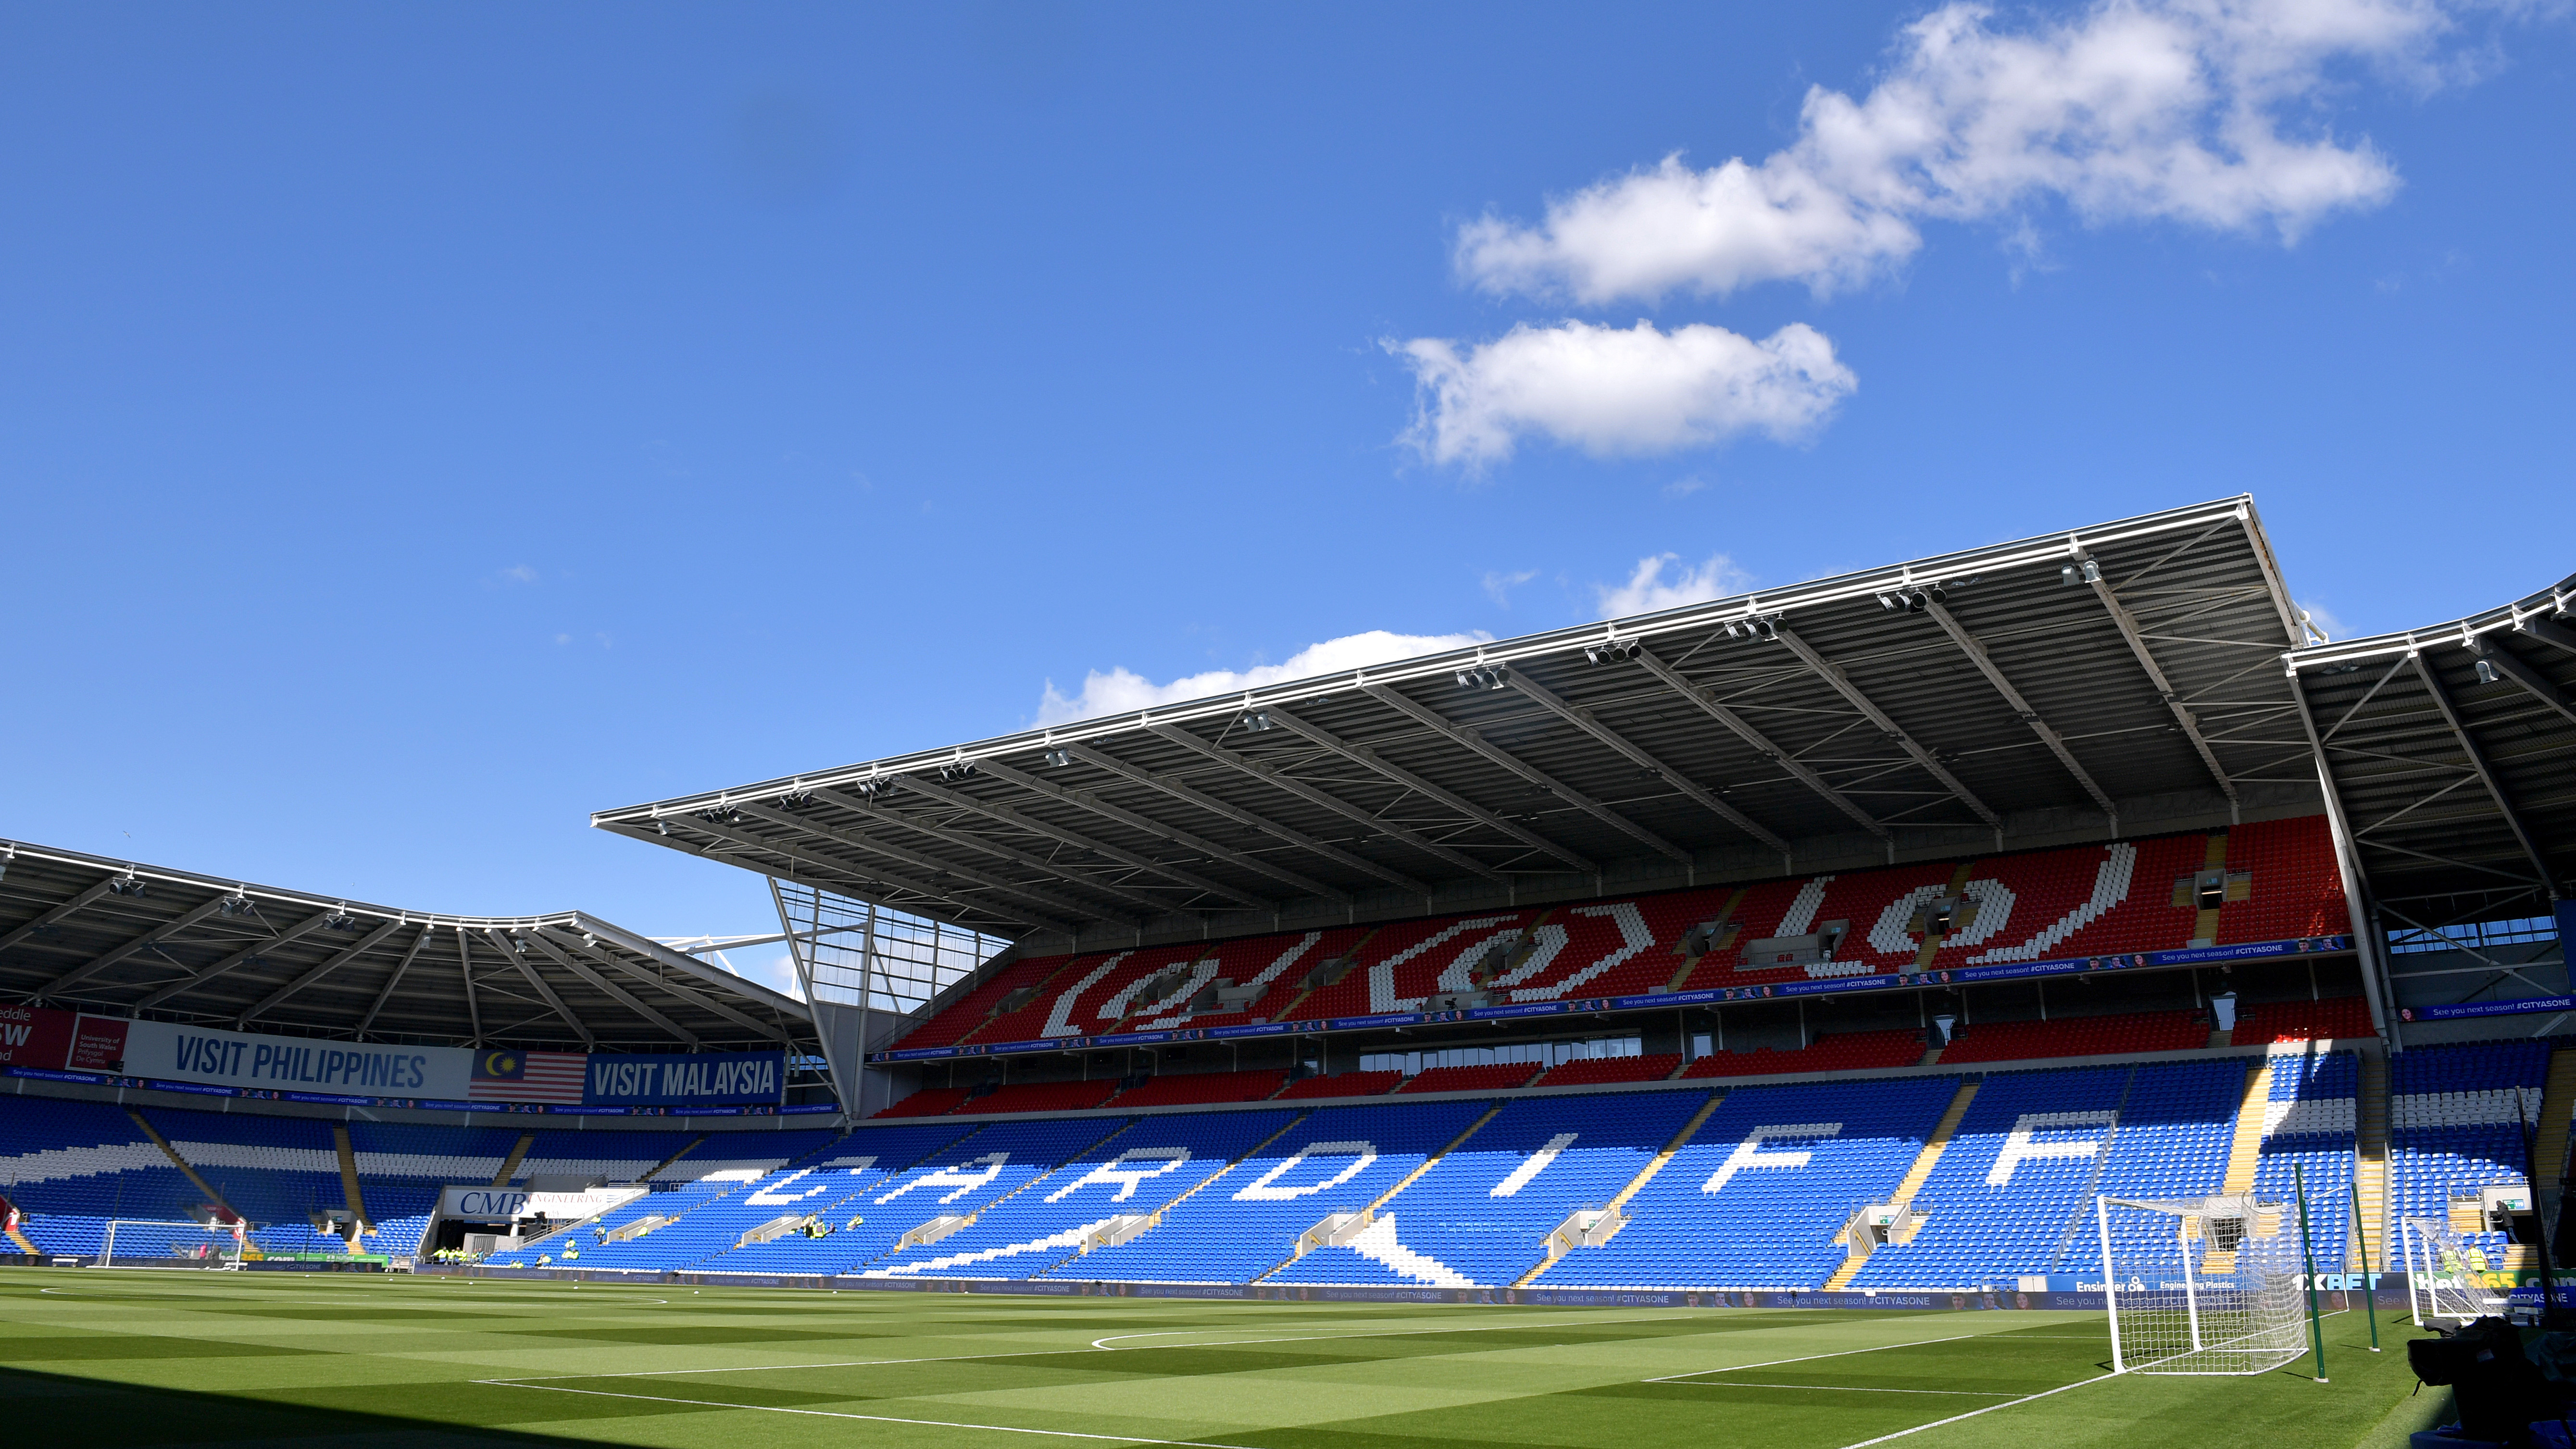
[3,2,2569,988]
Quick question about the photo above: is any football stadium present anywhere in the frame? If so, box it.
[5,495,2574,1448]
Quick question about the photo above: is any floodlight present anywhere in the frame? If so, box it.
[2475,658,2501,685]
[1455,665,1507,690]
[1242,711,1275,732]
[1040,749,1071,768]
[323,906,359,931]
[938,760,979,781]
[108,874,144,897]
[2061,559,2102,586]
[218,894,253,917]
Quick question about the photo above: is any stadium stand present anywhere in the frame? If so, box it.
[1396,1063,1542,1095]
[2252,1049,2360,1270]
[1529,1053,1682,1087]
[1847,1064,2138,1289]
[1065,1099,1488,1283]
[874,821,2349,1057]
[953,1081,1122,1116]
[1277,1071,1403,1101]
[1277,1090,1710,1287]
[2234,996,2374,1045]
[874,1087,975,1118]
[1680,1030,1926,1079]
[2385,1040,2551,1271]
[1541,1079,1955,1290]
[0,1096,209,1256]
[1935,1011,2208,1065]
[1108,1071,1288,1108]
[870,1110,1299,1279]
[2051,1058,2247,1278]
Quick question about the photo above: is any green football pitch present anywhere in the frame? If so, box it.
[0,1272,2449,1449]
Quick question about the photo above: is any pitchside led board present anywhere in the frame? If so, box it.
[0,1004,784,1108]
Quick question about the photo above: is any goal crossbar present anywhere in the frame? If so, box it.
[97,1219,245,1269]
[2098,1194,2304,1375]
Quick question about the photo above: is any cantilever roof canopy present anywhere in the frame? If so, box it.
[2288,572,2576,932]
[0,839,812,1053]
[598,496,2328,951]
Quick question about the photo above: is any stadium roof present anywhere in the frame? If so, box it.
[598,496,2332,952]
[0,839,813,1053]
[2288,570,2576,931]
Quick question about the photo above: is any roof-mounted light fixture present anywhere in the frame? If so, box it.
[1242,710,1275,732]
[2061,559,2101,587]
[323,905,359,931]
[2474,657,2503,685]
[108,873,145,897]
[1584,638,1641,665]
[217,892,255,917]
[1454,664,1509,690]
[1039,749,1072,767]
[1723,615,1782,642]
[938,760,979,782]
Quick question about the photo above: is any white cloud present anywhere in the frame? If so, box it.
[1457,0,2448,304]
[1394,319,1856,467]
[1483,568,1540,606]
[1594,554,1755,619]
[1037,629,1493,725]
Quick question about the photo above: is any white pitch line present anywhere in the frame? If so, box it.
[1090,1310,1701,1352]
[1679,1383,2017,1397]
[485,1381,1277,1449]
[1832,1371,2120,1449]
[1642,1334,1980,1383]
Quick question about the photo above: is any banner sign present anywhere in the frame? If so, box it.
[436,1186,643,1220]
[869,934,2356,1063]
[2399,995,2575,1024]
[581,1051,785,1107]
[94,1018,475,1097]
[0,1003,75,1070]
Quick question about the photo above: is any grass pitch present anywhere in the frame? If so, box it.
[0,1272,2445,1449]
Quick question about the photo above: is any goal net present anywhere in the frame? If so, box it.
[2403,1215,2512,1327]
[2098,1194,2305,1375]
[97,1219,245,1269]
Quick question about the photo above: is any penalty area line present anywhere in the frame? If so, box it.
[479,1380,1272,1449]
[1832,1370,2119,1449]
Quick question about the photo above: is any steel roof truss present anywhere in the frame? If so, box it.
[483,928,594,1047]
[731,799,1127,926]
[0,879,118,957]
[2411,649,2558,893]
[1500,669,1790,854]
[1357,682,1691,864]
[646,816,1062,931]
[1142,723,1508,886]
[1915,601,2118,826]
[519,930,698,1046]
[1067,740,1432,896]
[2467,637,2576,729]
[1625,644,1888,840]
[128,910,357,1011]
[2075,558,2238,802]
[49,897,244,999]
[805,787,1175,917]
[357,925,444,1037]
[538,926,790,1044]
[236,917,408,1026]
[882,771,1271,911]
[2517,615,2576,655]
[1770,625,2003,830]
[971,756,1337,904]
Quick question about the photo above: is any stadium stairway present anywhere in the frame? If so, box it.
[1823,1078,1979,1289]
[1260,925,1384,1025]
[1043,1111,1311,1279]
[491,1134,536,1187]
[2356,1052,2389,1270]
[2198,1058,2274,1274]
[1659,888,1747,994]
[1513,1090,1726,1287]
[332,1125,368,1230]
[1252,1103,1501,1282]
[124,1108,241,1223]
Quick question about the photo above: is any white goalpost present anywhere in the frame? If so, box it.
[97,1219,245,1269]
[2403,1215,2511,1327]
[2097,1194,2306,1374]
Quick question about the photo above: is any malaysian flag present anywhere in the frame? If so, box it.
[469,1049,588,1104]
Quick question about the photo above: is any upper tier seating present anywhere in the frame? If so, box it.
[1936,1010,2206,1065]
[881,820,2348,1053]
[953,1081,1121,1116]
[869,1111,1299,1280]
[875,1087,975,1118]
[1066,1099,1488,1283]
[1108,1071,1287,1108]
[1276,1090,1710,1288]
[1542,1077,1957,1291]
[2235,997,2374,1044]
[1397,1063,1542,1095]
[1681,1030,1926,1079]
[1529,1054,1681,1087]
[1277,1072,1403,1101]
